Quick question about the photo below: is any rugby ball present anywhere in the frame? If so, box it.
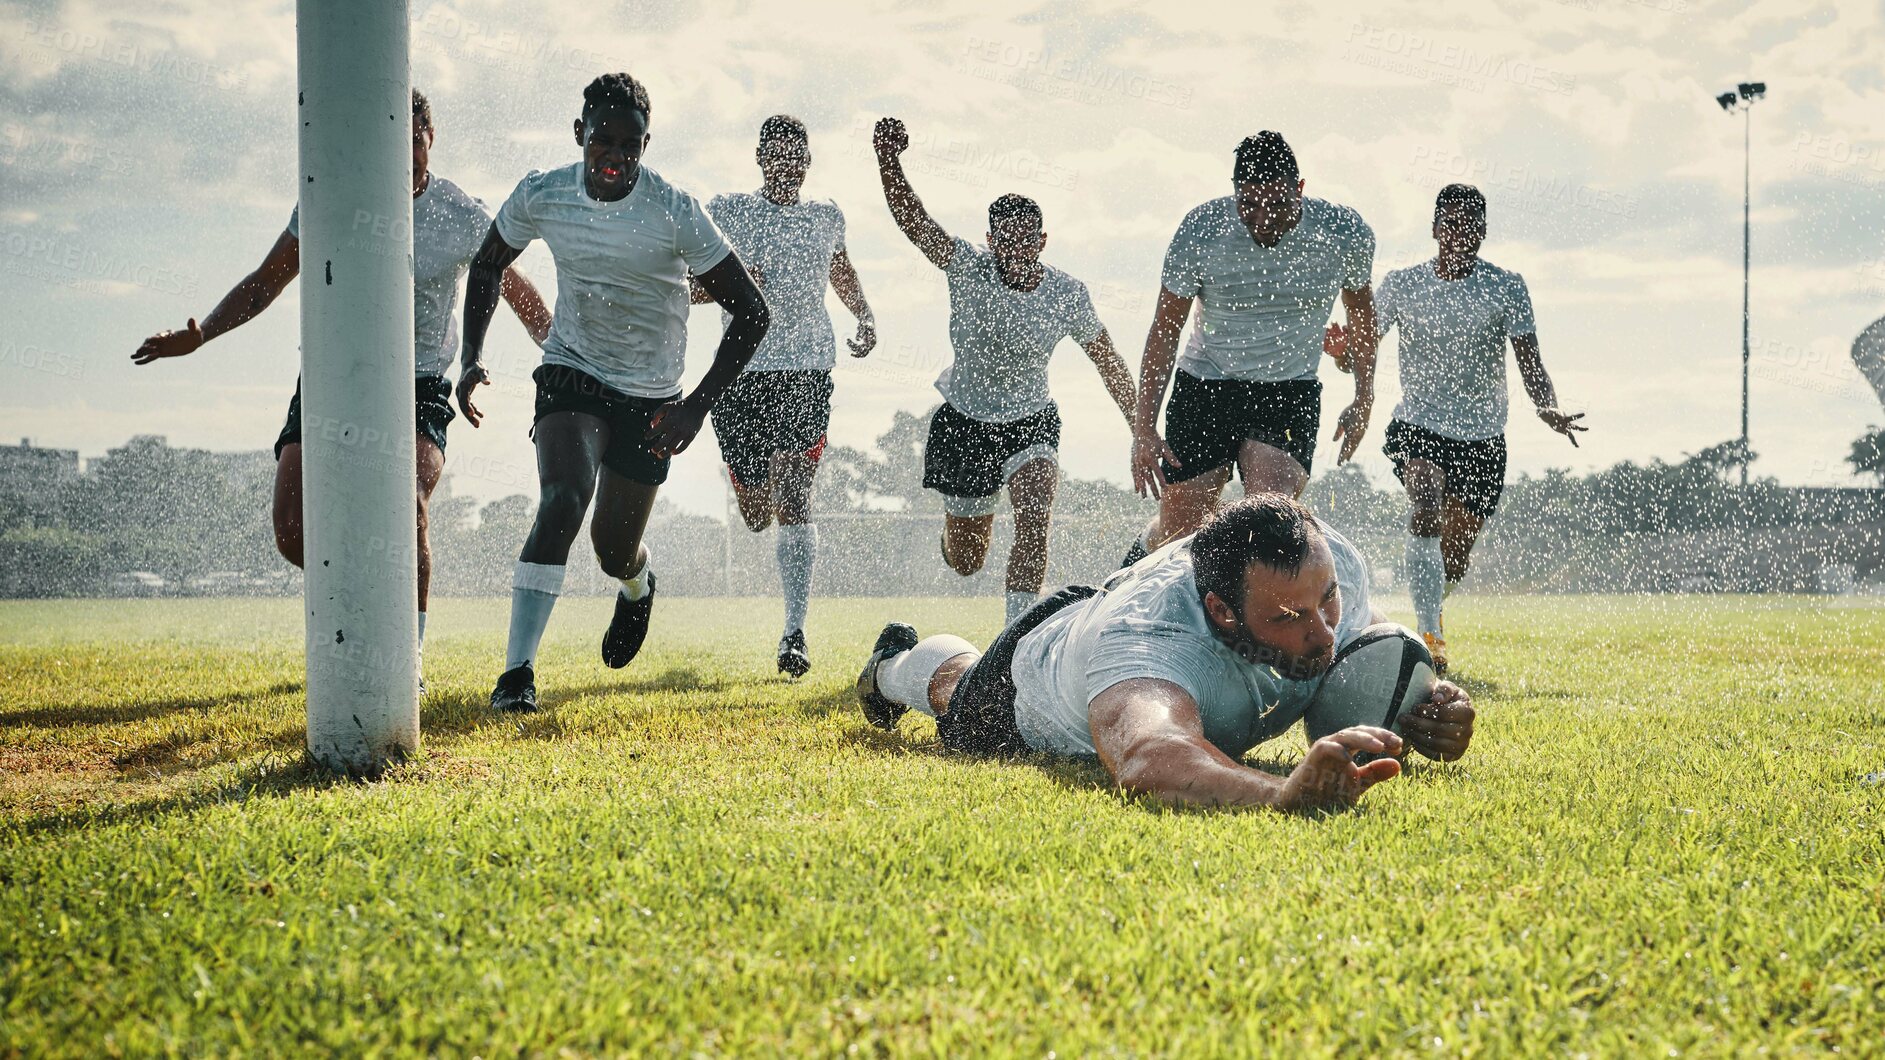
[1302,623,1437,744]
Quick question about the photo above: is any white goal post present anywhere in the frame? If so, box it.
[296,0,419,772]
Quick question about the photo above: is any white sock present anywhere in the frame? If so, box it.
[777,523,817,635]
[619,547,652,602]
[876,634,978,719]
[1406,536,1445,637]
[506,561,565,670]
[417,610,427,651]
[1005,590,1039,627]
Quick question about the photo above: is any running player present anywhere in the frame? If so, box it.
[872,116,1137,627]
[131,89,552,691]
[1334,183,1584,672]
[458,73,770,712]
[697,115,877,677]
[1124,132,1378,564]
[853,494,1476,812]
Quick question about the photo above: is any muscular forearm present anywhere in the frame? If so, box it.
[461,263,504,368]
[877,156,950,265]
[1091,346,1137,426]
[878,155,921,230]
[1351,339,1376,402]
[835,276,871,321]
[1516,349,1557,409]
[1112,735,1284,809]
[1345,303,1378,403]
[500,268,552,346]
[198,274,285,343]
[686,308,769,407]
[1135,330,1180,433]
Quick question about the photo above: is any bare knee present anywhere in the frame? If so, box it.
[732,483,773,532]
[946,543,987,577]
[1238,442,1307,499]
[1155,475,1225,546]
[271,446,304,568]
[591,525,645,578]
[1444,553,1472,583]
[944,521,991,576]
[929,651,980,715]
[536,481,592,535]
[773,493,810,527]
[273,519,304,568]
[1410,504,1443,537]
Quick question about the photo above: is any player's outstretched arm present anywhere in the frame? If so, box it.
[1329,284,1378,464]
[1129,288,1193,498]
[1090,677,1402,812]
[646,251,770,459]
[1080,330,1137,429]
[499,266,552,346]
[132,230,300,364]
[1513,334,1586,446]
[457,223,527,427]
[872,118,954,269]
[829,249,877,356]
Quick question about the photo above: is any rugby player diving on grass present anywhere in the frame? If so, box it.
[855,495,1475,812]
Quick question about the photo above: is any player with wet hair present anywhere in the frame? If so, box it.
[696,114,877,676]
[1336,183,1584,671]
[873,116,1137,628]
[460,72,770,712]
[853,494,1475,813]
[1124,131,1378,565]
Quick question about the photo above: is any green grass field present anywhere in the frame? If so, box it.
[2,594,1882,1056]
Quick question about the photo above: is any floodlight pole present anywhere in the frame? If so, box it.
[296,0,418,773]
[1739,102,1750,488]
[1719,80,1763,487]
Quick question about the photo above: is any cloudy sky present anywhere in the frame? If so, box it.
[4,0,1884,518]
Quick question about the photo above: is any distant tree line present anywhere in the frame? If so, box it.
[2,421,1880,598]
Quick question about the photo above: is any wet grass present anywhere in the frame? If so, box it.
[2,594,1882,1055]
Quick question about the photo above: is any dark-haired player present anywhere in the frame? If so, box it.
[696,115,877,677]
[853,495,1475,812]
[1329,184,1583,672]
[459,73,770,712]
[132,89,552,692]
[1125,131,1378,563]
[872,116,1136,627]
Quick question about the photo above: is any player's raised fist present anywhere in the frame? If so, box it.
[873,117,909,160]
